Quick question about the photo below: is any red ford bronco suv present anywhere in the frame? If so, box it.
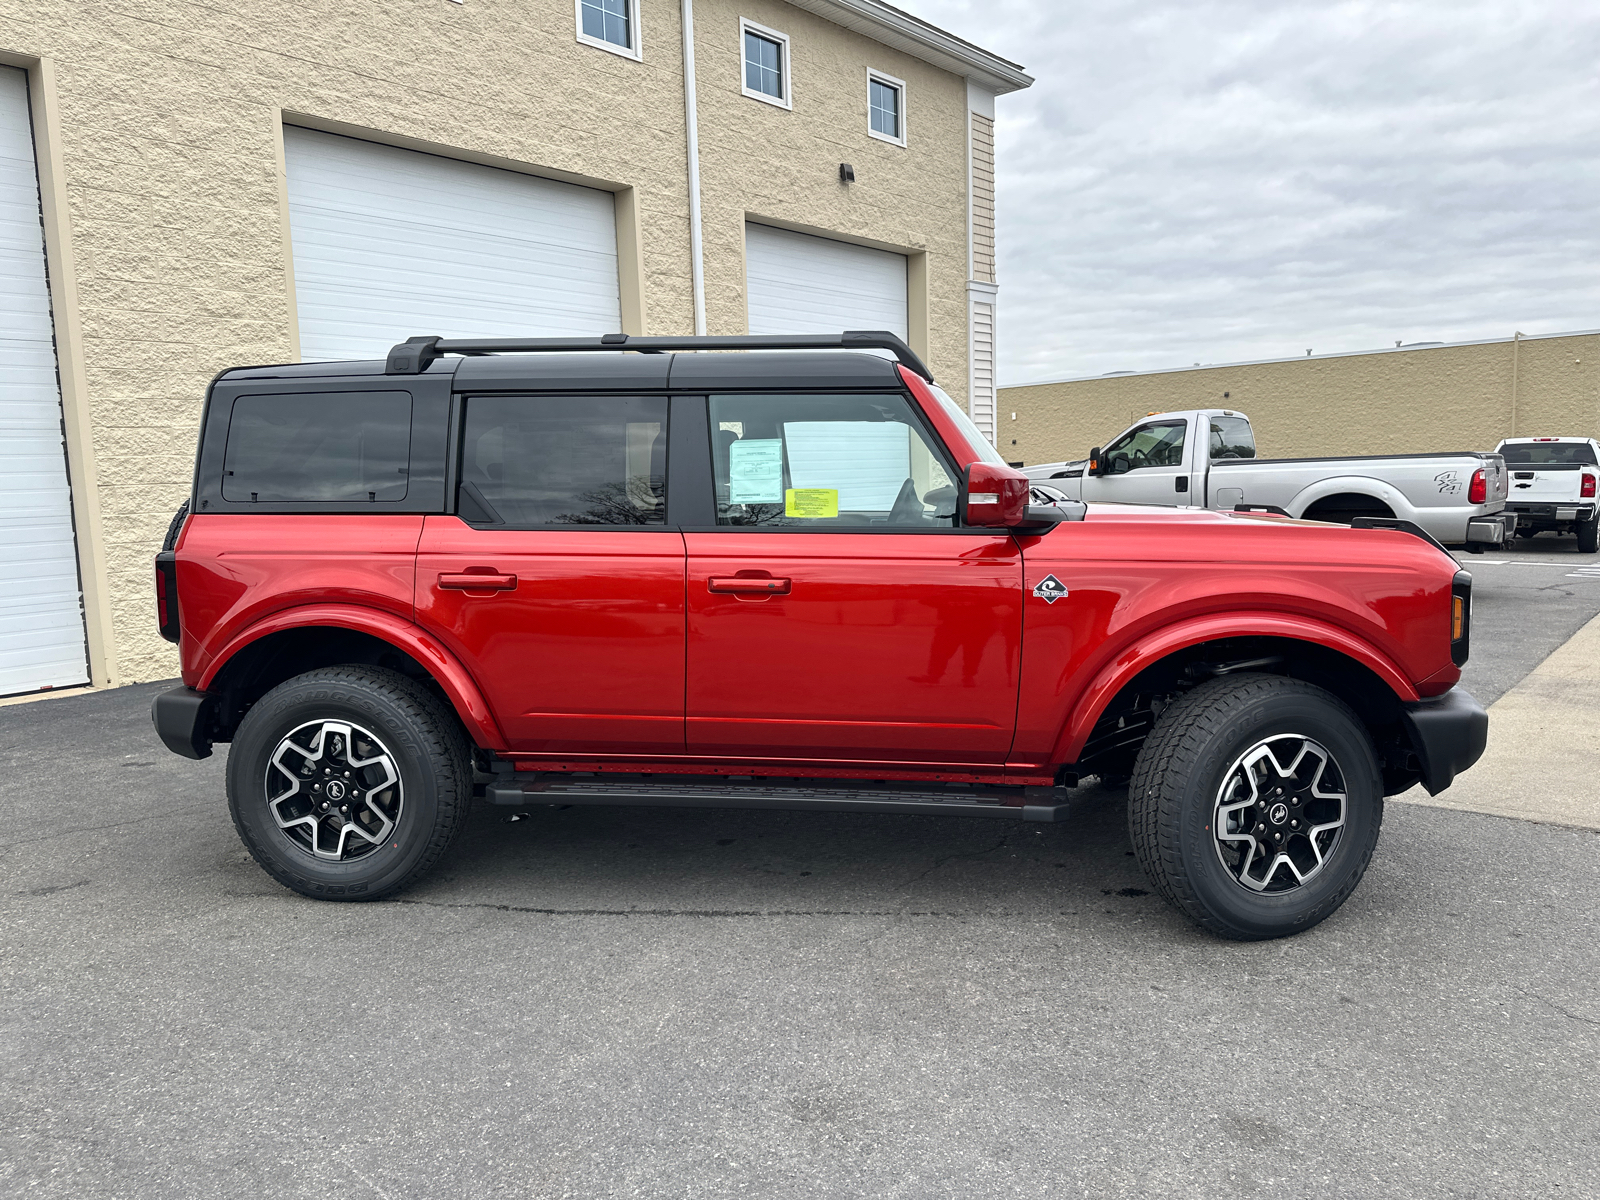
[152,332,1487,940]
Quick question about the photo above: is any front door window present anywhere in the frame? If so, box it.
[710,392,958,528]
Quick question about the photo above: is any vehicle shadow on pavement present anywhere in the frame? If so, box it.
[406,784,1186,929]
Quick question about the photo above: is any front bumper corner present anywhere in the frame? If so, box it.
[1400,688,1488,796]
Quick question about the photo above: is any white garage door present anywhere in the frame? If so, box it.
[0,67,88,697]
[745,223,907,338]
[284,128,623,363]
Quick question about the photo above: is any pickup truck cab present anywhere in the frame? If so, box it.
[1025,409,1515,550]
[1495,437,1599,553]
[152,334,1488,941]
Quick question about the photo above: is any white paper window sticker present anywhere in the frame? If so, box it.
[727,438,783,504]
[783,422,911,510]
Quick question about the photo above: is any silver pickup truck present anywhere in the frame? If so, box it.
[1023,409,1515,548]
[1497,437,1599,553]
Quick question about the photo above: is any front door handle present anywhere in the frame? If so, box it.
[708,576,791,595]
[438,571,517,591]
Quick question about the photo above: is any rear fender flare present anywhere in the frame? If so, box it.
[197,604,506,751]
[1288,476,1414,520]
[1052,612,1419,764]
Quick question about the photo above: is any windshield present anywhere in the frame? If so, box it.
[927,383,1008,466]
[1499,442,1597,465]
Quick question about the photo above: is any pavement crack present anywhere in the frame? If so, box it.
[392,898,985,918]
[1512,986,1600,1028]
[908,835,1010,884]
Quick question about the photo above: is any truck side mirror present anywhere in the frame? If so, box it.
[1087,447,1103,477]
[963,462,1031,527]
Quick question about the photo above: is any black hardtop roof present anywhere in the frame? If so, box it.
[219,349,908,391]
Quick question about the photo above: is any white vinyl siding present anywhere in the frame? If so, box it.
[0,67,88,696]
[969,298,996,444]
[744,223,907,339]
[284,128,622,363]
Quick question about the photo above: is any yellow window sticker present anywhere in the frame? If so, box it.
[785,488,839,518]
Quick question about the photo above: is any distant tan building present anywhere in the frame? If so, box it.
[0,0,1030,696]
[999,329,1600,467]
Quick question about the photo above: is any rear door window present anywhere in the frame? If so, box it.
[1209,416,1255,460]
[222,391,412,502]
[709,393,957,527]
[459,395,668,526]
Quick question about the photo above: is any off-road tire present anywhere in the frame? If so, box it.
[227,666,472,901]
[1128,673,1384,940]
[1576,517,1598,554]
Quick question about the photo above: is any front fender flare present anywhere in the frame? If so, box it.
[197,604,507,751]
[1051,611,1420,765]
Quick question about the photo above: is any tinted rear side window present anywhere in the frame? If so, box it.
[222,391,412,502]
[1210,416,1255,460]
[1500,443,1598,465]
[460,395,668,526]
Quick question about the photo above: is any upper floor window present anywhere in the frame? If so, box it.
[867,71,906,146]
[741,20,791,109]
[578,0,641,60]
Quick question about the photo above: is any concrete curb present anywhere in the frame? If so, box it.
[1397,609,1600,830]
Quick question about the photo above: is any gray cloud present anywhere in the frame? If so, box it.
[907,0,1600,383]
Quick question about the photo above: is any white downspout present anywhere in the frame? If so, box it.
[681,0,707,335]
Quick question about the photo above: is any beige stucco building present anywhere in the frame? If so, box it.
[0,0,1030,696]
[999,330,1600,467]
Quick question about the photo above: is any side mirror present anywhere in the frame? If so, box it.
[964,462,1031,527]
[1087,447,1103,477]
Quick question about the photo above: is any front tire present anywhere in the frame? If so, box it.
[226,666,471,901]
[1128,674,1384,940]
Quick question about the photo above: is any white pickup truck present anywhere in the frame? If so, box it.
[1496,437,1599,553]
[1023,409,1515,549]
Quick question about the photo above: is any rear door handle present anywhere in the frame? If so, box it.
[708,576,791,594]
[438,571,517,591]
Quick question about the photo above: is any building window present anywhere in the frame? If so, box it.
[577,0,640,59]
[868,71,906,146]
[741,20,791,109]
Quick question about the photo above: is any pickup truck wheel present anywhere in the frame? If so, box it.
[226,666,471,901]
[1576,517,1598,554]
[1128,674,1383,941]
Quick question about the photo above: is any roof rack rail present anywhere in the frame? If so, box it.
[384,331,933,381]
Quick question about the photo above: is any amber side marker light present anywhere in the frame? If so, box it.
[1450,570,1472,666]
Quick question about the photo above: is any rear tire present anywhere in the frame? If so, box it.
[226,666,472,901]
[1576,517,1598,554]
[1128,674,1384,940]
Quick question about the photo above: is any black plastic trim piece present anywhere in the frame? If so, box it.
[151,686,215,760]
[1400,688,1488,796]
[1348,516,1453,557]
[1234,503,1292,517]
[487,775,1078,822]
[385,331,934,382]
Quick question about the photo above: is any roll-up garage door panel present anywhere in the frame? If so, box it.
[284,128,623,363]
[745,223,908,338]
[0,65,89,695]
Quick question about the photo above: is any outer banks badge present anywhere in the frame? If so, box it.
[1032,574,1069,603]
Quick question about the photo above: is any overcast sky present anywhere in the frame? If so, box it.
[905,0,1600,385]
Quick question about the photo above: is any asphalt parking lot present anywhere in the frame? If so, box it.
[4,543,1598,1198]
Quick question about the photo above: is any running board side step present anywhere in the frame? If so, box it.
[486,775,1079,822]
